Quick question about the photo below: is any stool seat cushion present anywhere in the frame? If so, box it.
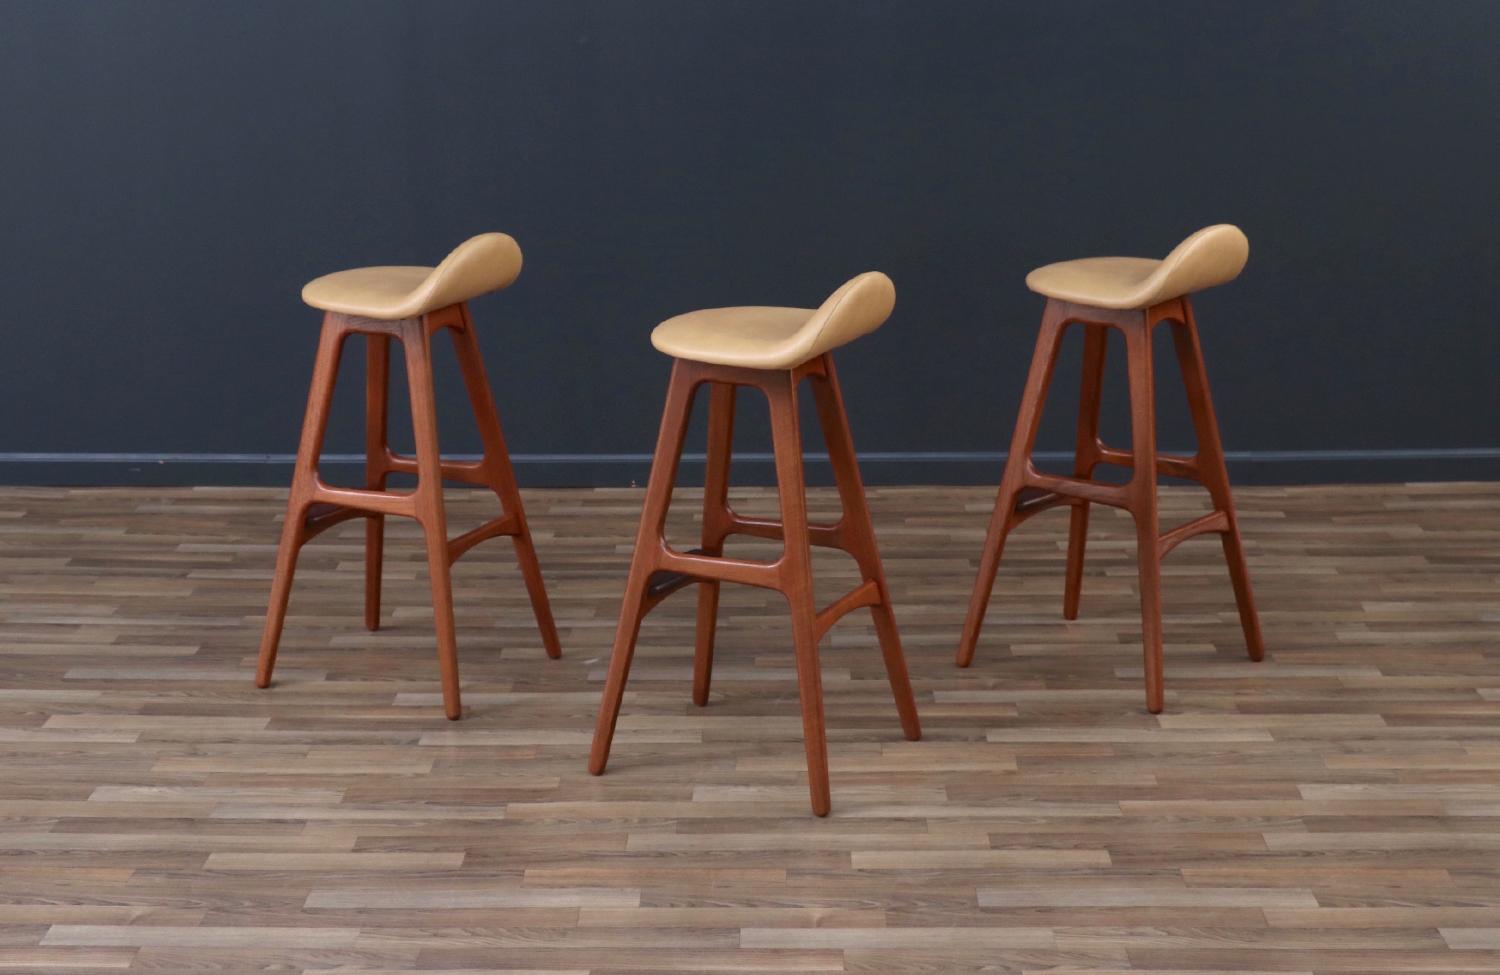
[1025,224,1248,310]
[650,271,895,369]
[302,233,523,319]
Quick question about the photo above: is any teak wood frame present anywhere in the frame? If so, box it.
[955,296,1264,713]
[254,303,561,719]
[588,353,922,816]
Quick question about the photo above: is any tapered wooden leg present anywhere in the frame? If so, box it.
[766,372,831,816]
[810,357,920,741]
[590,361,696,775]
[1064,324,1107,620]
[403,319,462,720]
[451,309,562,659]
[956,304,1069,667]
[256,314,346,688]
[364,333,390,632]
[1123,320,1164,714]
[1170,307,1264,661]
[693,382,735,707]
[256,505,309,689]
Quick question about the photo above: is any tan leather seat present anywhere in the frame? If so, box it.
[1025,224,1249,310]
[301,233,523,319]
[650,271,895,370]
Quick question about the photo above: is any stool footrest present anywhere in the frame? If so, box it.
[309,484,417,518]
[1024,472,1132,509]
[384,451,491,486]
[656,547,782,591]
[725,513,846,550]
[447,512,521,564]
[814,580,882,641]
[1097,445,1200,481]
[1157,510,1230,557]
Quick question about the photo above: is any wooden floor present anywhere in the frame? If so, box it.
[2,481,1499,974]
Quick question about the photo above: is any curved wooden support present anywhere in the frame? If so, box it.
[814,580,881,641]
[1157,510,1230,559]
[1009,489,1077,529]
[301,502,367,542]
[446,512,520,564]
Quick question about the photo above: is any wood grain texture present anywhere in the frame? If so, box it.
[0,481,1498,972]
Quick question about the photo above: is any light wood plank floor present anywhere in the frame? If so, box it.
[1,482,1498,974]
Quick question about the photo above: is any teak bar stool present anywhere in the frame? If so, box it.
[955,225,1264,713]
[254,233,561,719]
[588,272,922,816]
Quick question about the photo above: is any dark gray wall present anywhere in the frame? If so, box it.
[2,0,1497,487]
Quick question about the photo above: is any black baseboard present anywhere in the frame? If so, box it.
[0,449,1497,488]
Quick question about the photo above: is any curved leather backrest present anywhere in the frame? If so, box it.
[413,232,524,312]
[794,271,897,363]
[1148,224,1249,302]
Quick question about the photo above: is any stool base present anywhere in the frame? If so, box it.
[588,353,921,816]
[254,303,561,720]
[956,297,1263,713]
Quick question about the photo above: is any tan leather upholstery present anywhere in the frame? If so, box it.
[301,233,523,319]
[650,272,896,369]
[1025,224,1249,310]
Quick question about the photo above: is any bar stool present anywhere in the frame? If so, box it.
[254,233,562,719]
[955,225,1264,713]
[588,272,922,816]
